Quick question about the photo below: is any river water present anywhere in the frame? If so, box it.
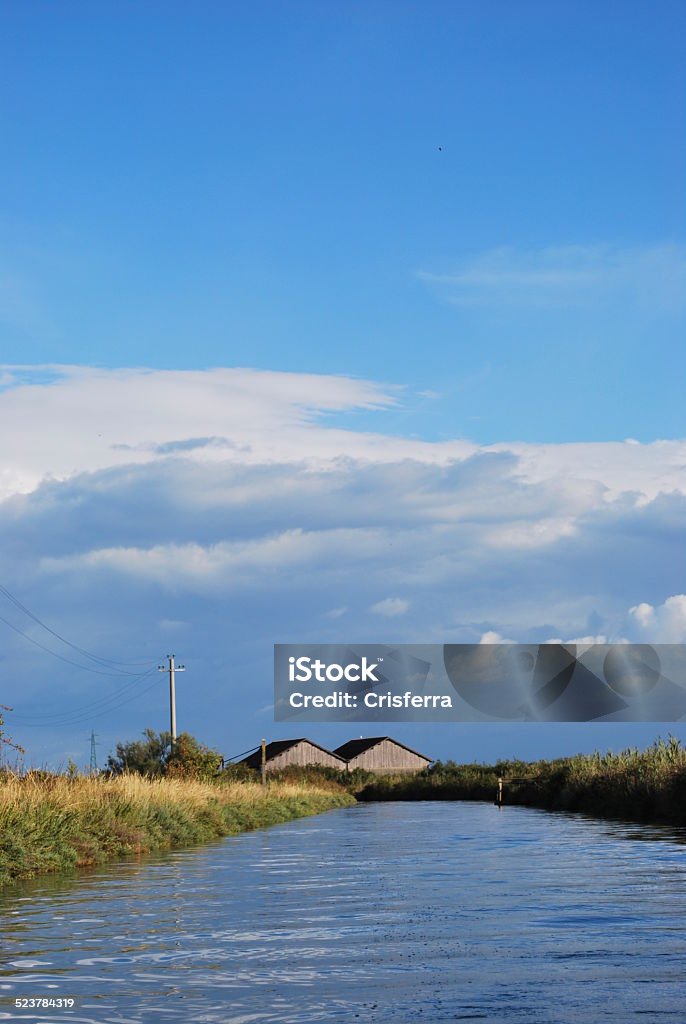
[0,801,684,1023]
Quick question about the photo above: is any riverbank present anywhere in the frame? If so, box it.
[357,737,686,826]
[0,773,355,885]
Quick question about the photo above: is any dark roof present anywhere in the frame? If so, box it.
[239,738,346,769]
[334,736,432,763]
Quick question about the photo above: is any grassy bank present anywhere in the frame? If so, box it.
[0,773,355,886]
[357,738,686,826]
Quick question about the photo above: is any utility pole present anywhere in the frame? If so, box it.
[89,730,98,774]
[261,737,267,786]
[158,655,185,749]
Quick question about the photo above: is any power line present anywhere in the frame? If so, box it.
[11,667,159,724]
[12,669,163,728]
[0,611,154,677]
[0,581,154,671]
[221,744,260,764]
[0,584,190,738]
[56,673,163,727]
[12,666,158,723]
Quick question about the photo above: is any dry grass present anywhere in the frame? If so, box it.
[0,773,354,886]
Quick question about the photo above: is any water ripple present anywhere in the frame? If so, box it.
[0,804,684,1022]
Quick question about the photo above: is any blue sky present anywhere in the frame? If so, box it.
[0,2,685,767]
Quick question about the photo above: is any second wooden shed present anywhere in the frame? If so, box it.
[334,736,432,774]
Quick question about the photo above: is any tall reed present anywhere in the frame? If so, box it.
[0,774,354,885]
[358,737,686,825]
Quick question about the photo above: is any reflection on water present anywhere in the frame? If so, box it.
[0,803,684,1022]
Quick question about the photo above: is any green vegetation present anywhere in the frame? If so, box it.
[0,773,355,886]
[357,737,686,825]
[106,728,223,779]
[4,733,683,889]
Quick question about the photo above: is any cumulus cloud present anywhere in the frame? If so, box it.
[0,367,684,618]
[543,636,614,652]
[40,528,390,591]
[630,603,655,628]
[1,365,684,507]
[0,364,411,501]
[0,364,684,763]
[629,595,686,642]
[479,631,515,644]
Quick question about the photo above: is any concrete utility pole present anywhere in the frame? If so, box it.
[158,655,185,748]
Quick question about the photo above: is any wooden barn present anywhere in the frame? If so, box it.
[239,738,347,774]
[334,736,432,774]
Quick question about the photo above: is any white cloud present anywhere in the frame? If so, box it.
[0,364,683,516]
[479,630,515,644]
[0,366,681,637]
[495,439,686,505]
[629,595,686,642]
[370,597,410,617]
[485,516,577,550]
[1,366,684,510]
[2,363,683,766]
[0,364,419,501]
[0,364,683,703]
[629,603,655,628]
[324,606,348,619]
[543,636,613,653]
[41,528,390,591]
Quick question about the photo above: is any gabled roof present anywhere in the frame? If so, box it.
[239,738,346,769]
[334,736,432,762]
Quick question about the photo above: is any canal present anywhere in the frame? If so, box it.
[0,801,684,1022]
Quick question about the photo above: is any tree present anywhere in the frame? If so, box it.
[166,733,224,780]
[0,704,24,764]
[106,728,223,779]
[106,728,172,776]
